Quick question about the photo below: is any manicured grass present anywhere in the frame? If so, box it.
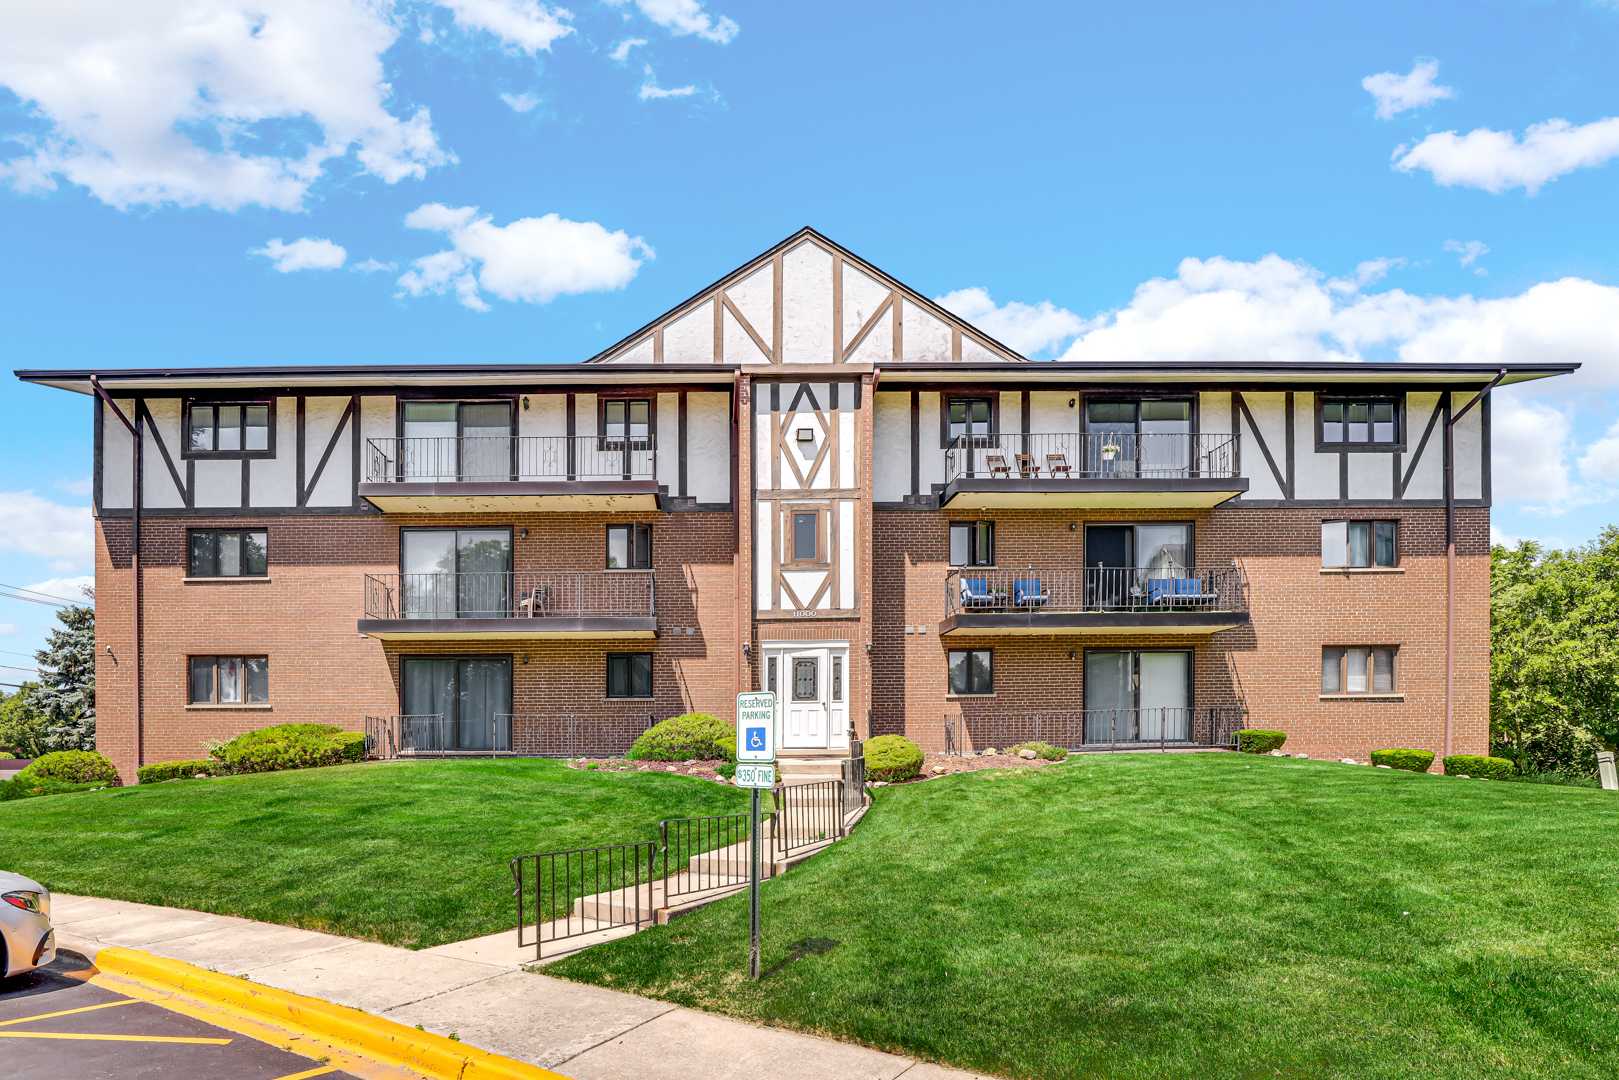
[0,758,746,947]
[549,754,1619,1080]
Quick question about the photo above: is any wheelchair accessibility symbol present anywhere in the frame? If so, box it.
[746,727,767,751]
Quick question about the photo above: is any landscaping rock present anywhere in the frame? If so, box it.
[1376,764,1393,769]
[1339,758,1358,764]
[932,766,947,774]
[1292,753,1310,759]
[1268,749,1287,757]
[1018,748,1038,760]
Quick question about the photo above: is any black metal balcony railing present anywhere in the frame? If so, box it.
[944,566,1247,618]
[363,571,655,620]
[365,713,514,757]
[366,435,656,484]
[944,432,1238,483]
[943,705,1246,754]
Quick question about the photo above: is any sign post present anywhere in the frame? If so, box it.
[735,691,776,980]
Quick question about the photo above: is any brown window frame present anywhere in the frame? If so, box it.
[1321,520,1398,568]
[783,505,828,567]
[598,396,655,451]
[188,529,269,578]
[949,521,995,567]
[1321,646,1399,695]
[183,400,276,460]
[188,655,269,704]
[606,524,653,569]
[606,652,654,699]
[1316,396,1406,453]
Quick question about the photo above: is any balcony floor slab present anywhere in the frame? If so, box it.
[359,480,660,513]
[940,476,1247,509]
[358,617,658,640]
[938,611,1249,636]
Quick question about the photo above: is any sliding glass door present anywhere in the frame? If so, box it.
[1084,649,1191,742]
[1085,524,1192,608]
[401,656,511,752]
[401,529,512,619]
[401,401,512,481]
[1086,400,1192,475]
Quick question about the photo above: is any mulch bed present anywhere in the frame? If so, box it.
[566,750,1057,787]
[566,757,730,783]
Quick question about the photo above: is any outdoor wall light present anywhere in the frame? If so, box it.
[1069,398,1076,407]
[104,645,117,664]
[796,428,814,443]
[520,528,529,538]
[1070,650,1077,661]
[1070,522,1077,531]
[522,396,530,410]
[742,643,752,658]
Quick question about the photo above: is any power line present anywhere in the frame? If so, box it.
[0,582,85,604]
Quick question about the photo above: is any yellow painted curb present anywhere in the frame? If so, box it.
[94,946,568,1080]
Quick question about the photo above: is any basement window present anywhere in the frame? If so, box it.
[1321,647,1397,695]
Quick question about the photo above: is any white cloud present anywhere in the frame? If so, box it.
[398,203,653,311]
[0,624,19,637]
[352,257,397,273]
[21,576,96,604]
[501,91,542,112]
[254,237,347,272]
[1047,255,1619,512]
[0,0,454,211]
[935,287,1086,357]
[610,38,647,62]
[1328,257,1404,295]
[53,477,92,497]
[0,492,93,564]
[1576,419,1619,483]
[608,0,737,43]
[435,0,573,53]
[1362,60,1454,120]
[1444,239,1489,268]
[1394,116,1619,194]
[638,65,696,100]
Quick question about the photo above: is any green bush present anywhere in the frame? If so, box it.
[136,759,216,784]
[627,713,731,761]
[864,735,924,782]
[0,776,111,801]
[716,761,737,780]
[1371,748,1436,773]
[1238,730,1288,754]
[16,749,118,785]
[210,723,364,775]
[1443,755,1514,781]
[1006,741,1068,761]
[0,751,13,760]
[716,735,736,762]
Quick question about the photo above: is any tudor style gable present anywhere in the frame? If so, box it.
[587,228,1028,367]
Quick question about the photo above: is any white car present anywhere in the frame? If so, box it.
[0,871,55,978]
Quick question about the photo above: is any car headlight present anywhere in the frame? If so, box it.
[2,891,42,913]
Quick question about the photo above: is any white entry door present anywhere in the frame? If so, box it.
[765,644,850,751]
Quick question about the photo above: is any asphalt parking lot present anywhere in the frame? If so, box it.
[0,949,364,1080]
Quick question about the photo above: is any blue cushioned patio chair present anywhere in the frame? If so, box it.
[960,578,994,609]
[1014,579,1048,608]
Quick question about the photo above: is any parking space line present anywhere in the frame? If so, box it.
[0,1031,234,1044]
[0,998,139,1026]
[266,1068,340,1080]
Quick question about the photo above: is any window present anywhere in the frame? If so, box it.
[832,656,842,702]
[949,521,994,567]
[948,649,993,695]
[791,511,819,563]
[1321,521,1398,568]
[606,524,652,569]
[400,401,512,481]
[186,402,273,458]
[946,398,993,444]
[1322,647,1397,695]
[189,656,268,704]
[607,653,653,698]
[793,658,819,701]
[766,656,777,695]
[401,529,512,619]
[1321,399,1399,448]
[188,530,268,577]
[603,400,651,444]
[1087,399,1192,473]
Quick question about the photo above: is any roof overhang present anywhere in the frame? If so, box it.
[874,361,1578,388]
[14,364,742,396]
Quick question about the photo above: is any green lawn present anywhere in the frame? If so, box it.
[549,754,1619,1080]
[0,758,746,947]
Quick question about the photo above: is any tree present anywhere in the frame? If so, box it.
[0,682,50,757]
[30,598,96,752]
[1491,527,1619,775]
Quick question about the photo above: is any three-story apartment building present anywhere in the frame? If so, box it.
[18,229,1574,782]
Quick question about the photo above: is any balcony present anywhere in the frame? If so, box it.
[358,435,659,513]
[358,571,657,639]
[940,433,1246,509]
[939,566,1249,635]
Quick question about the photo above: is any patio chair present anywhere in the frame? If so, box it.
[517,583,553,617]
[1045,453,1072,478]
[1015,454,1039,478]
[1145,576,1206,607]
[1013,578,1048,608]
[984,454,1012,478]
[959,578,996,609]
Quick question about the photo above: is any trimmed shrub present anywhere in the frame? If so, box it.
[628,713,731,761]
[716,735,736,762]
[210,723,364,775]
[0,751,14,760]
[136,760,215,784]
[716,762,737,780]
[1238,730,1288,754]
[864,735,924,782]
[1371,748,1436,773]
[1006,741,1068,761]
[1443,755,1513,781]
[1,776,110,801]
[17,750,117,785]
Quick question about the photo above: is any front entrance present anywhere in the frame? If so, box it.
[762,643,849,751]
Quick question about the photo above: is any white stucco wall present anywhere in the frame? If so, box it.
[686,392,730,504]
[141,399,186,509]
[1238,393,1286,500]
[1401,393,1444,499]
[304,397,353,507]
[663,301,712,364]
[101,399,136,509]
[1029,391,1077,434]
[872,392,910,502]
[902,303,951,364]
[841,262,889,352]
[780,241,834,365]
[657,392,680,490]
[755,501,773,610]
[248,398,298,507]
[193,459,240,508]
[917,392,945,491]
[1452,392,1484,500]
[839,500,856,609]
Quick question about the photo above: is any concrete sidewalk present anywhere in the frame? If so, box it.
[53,895,987,1080]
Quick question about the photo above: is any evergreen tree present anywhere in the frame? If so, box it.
[0,682,50,757]
[31,598,96,752]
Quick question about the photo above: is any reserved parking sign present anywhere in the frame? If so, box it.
[735,691,776,762]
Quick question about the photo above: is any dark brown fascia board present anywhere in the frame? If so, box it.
[15,364,743,396]
[871,361,1579,387]
[580,225,1032,366]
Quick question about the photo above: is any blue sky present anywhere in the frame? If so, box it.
[3,0,1619,672]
